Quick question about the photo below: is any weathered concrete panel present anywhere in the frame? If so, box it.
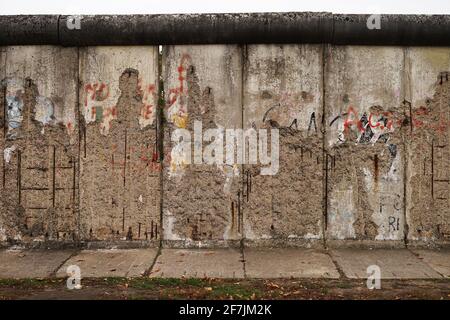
[242,44,324,245]
[0,42,448,250]
[79,47,160,243]
[405,48,450,245]
[0,46,78,244]
[325,46,405,243]
[162,45,242,246]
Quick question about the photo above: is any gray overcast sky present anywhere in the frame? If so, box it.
[0,0,450,15]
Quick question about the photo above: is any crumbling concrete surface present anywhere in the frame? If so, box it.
[79,47,160,244]
[405,48,450,245]
[162,45,243,247]
[0,46,78,245]
[325,46,406,244]
[243,45,324,246]
[0,43,449,249]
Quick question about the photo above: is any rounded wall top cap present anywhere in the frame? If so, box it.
[1,13,450,46]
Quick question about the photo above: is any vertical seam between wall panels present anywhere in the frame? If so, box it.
[322,43,328,249]
[76,46,81,246]
[158,45,164,248]
[4,47,7,139]
[2,48,6,189]
[240,44,245,248]
[3,46,7,141]
[403,46,409,248]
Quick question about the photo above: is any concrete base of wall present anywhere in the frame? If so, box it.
[326,240,406,249]
[407,240,450,249]
[160,240,242,249]
[2,239,450,250]
[243,239,324,249]
[0,240,160,250]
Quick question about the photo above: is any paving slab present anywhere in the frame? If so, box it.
[56,249,158,278]
[412,249,450,278]
[150,249,244,278]
[0,249,74,279]
[244,248,340,279]
[331,249,443,279]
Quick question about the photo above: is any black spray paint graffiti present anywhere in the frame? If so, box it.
[388,216,400,232]
[261,103,399,145]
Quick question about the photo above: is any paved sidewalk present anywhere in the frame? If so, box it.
[0,247,448,279]
[55,249,158,278]
[330,249,443,279]
[244,248,339,279]
[150,248,244,278]
[0,249,74,278]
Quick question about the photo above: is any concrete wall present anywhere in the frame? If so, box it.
[162,45,242,246]
[0,44,448,248]
[243,45,324,246]
[325,46,405,245]
[1,46,78,244]
[79,46,160,244]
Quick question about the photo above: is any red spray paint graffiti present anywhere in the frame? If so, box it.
[84,83,110,107]
[339,105,449,136]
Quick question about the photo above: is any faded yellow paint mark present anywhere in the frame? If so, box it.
[172,114,188,128]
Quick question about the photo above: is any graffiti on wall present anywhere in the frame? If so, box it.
[1,77,75,139]
[335,103,449,140]
[166,53,190,129]
[83,76,157,135]
[138,80,157,129]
